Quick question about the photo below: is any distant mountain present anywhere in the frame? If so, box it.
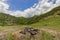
[0,6,60,26]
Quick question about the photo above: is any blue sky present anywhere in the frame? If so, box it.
[7,0,56,11]
[0,0,59,17]
[7,0,39,11]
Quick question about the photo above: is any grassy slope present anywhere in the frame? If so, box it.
[31,16,60,30]
[30,6,60,30]
[26,6,60,25]
[0,13,18,26]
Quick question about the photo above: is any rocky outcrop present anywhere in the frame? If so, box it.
[12,27,41,40]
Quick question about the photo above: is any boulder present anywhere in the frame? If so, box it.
[12,27,41,40]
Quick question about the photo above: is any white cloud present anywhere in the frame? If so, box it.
[0,0,60,18]
[0,0,9,12]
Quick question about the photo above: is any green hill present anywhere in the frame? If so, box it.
[17,6,60,25]
[0,13,18,26]
[0,6,60,26]
[30,6,60,30]
[27,6,60,24]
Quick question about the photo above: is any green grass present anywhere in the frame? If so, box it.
[0,15,60,40]
[41,31,54,40]
[6,30,54,40]
[0,16,60,40]
[30,16,60,30]
[6,33,14,40]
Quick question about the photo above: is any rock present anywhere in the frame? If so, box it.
[12,30,30,40]
[12,27,41,40]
